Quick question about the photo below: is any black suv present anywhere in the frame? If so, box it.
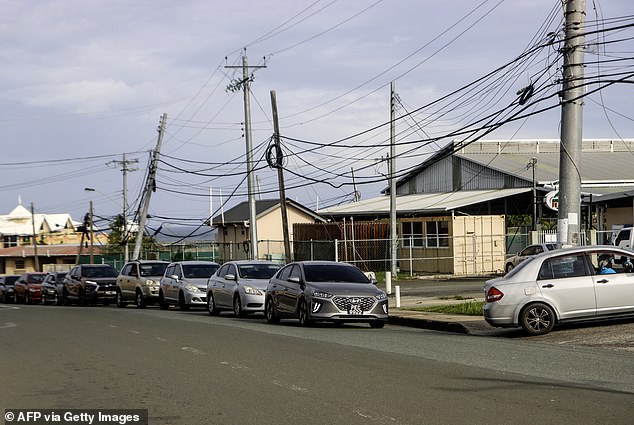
[63,264,119,306]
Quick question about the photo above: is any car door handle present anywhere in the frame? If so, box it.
[542,284,554,288]
[597,279,609,284]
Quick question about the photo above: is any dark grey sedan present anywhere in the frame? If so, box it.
[264,261,388,328]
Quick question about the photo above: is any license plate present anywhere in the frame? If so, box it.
[105,291,116,295]
[348,305,363,315]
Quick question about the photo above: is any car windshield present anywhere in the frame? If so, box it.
[303,264,370,283]
[238,264,281,279]
[83,266,118,278]
[182,264,219,279]
[5,276,19,284]
[140,263,168,277]
[28,274,45,283]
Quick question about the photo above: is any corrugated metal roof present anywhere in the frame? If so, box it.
[319,188,531,216]
[456,139,634,186]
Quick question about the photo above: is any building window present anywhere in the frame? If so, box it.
[402,222,424,247]
[15,259,25,270]
[3,236,18,248]
[426,221,449,248]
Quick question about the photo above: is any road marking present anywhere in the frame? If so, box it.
[181,346,205,355]
[156,337,167,342]
[219,361,250,370]
[270,380,308,394]
[0,305,20,311]
[0,322,17,329]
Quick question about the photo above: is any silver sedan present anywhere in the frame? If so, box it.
[484,245,634,335]
[206,260,281,317]
[264,261,388,328]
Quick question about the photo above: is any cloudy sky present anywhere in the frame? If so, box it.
[1,0,632,235]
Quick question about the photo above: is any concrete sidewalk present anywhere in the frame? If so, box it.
[387,293,494,335]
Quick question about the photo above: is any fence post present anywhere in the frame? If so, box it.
[335,239,339,262]
[409,236,413,276]
[385,271,392,295]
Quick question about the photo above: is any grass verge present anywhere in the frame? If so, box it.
[405,300,484,316]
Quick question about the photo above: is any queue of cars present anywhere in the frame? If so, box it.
[0,259,390,329]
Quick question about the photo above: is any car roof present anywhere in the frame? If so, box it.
[168,260,220,265]
[531,244,631,259]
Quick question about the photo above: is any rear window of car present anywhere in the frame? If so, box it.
[4,276,19,284]
[28,274,46,283]
[303,264,370,283]
[140,263,168,277]
[182,264,219,278]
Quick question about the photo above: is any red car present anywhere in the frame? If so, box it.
[14,272,47,304]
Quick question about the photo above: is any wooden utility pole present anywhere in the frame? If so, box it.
[89,200,94,264]
[108,153,138,262]
[30,202,40,272]
[557,0,586,245]
[270,90,291,262]
[133,113,167,260]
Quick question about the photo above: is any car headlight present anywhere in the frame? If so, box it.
[312,290,333,299]
[29,287,39,292]
[145,279,158,286]
[375,292,388,301]
[184,284,200,292]
[243,286,263,295]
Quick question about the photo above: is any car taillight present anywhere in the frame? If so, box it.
[486,287,504,302]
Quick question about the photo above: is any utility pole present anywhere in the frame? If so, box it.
[270,90,291,262]
[108,153,138,262]
[133,113,167,260]
[30,202,40,272]
[89,200,94,264]
[226,53,266,260]
[557,0,586,246]
[389,82,398,277]
[527,157,538,231]
[351,168,360,202]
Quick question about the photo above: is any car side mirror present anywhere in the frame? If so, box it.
[370,278,378,285]
[170,274,179,281]
[224,274,237,281]
[288,276,301,284]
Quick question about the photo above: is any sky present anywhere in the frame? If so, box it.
[1,0,633,237]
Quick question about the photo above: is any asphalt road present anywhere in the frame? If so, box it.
[1,304,633,425]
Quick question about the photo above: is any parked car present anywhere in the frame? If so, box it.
[159,261,220,310]
[0,275,20,303]
[505,243,561,273]
[207,260,281,317]
[484,245,634,336]
[264,261,388,328]
[41,271,68,305]
[116,260,169,308]
[14,272,47,304]
[62,264,119,305]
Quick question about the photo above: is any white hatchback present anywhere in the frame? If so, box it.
[484,245,634,335]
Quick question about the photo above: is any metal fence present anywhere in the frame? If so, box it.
[100,228,623,276]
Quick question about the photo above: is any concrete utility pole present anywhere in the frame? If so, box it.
[557,0,586,246]
[389,82,398,277]
[527,157,538,231]
[226,54,266,260]
[133,113,167,260]
[108,153,138,262]
[270,90,291,262]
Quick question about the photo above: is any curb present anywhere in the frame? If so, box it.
[388,314,470,334]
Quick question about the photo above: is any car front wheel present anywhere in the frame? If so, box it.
[297,299,312,327]
[233,295,245,317]
[207,292,220,316]
[265,297,280,324]
[135,290,146,309]
[520,303,555,335]
[505,263,514,273]
[158,291,168,310]
[178,291,189,311]
[116,290,127,308]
